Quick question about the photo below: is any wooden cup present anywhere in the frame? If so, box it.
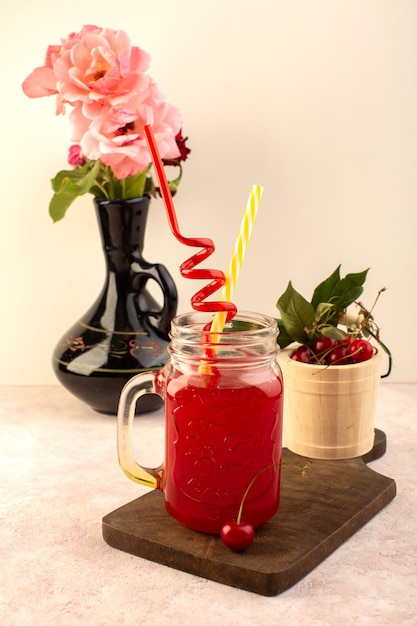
[279,348,382,459]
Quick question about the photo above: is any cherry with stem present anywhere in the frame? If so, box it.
[220,462,310,552]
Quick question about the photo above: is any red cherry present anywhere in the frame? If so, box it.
[290,345,312,363]
[312,336,339,364]
[220,521,255,552]
[348,339,374,363]
[327,345,352,365]
[219,462,310,553]
[313,336,337,355]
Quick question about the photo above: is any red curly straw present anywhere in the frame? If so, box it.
[144,124,236,322]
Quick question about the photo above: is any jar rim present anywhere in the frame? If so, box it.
[169,311,278,346]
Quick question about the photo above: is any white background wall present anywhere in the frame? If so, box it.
[1,0,416,384]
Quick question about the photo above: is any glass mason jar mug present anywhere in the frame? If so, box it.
[117,311,284,534]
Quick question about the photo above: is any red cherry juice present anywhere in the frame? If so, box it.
[164,369,283,534]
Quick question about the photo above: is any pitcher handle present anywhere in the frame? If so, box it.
[147,262,178,336]
[117,372,164,489]
[136,261,178,336]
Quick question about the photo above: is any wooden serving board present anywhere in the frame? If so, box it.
[102,430,396,596]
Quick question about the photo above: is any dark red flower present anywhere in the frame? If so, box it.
[175,130,191,161]
[162,129,191,166]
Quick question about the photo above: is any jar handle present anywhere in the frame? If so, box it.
[117,372,164,489]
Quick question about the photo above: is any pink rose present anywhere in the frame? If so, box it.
[22,25,151,113]
[78,82,182,179]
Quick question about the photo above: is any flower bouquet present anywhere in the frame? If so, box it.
[21,25,191,414]
[22,24,190,222]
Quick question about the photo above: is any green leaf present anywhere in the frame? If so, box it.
[276,282,315,345]
[89,183,108,199]
[275,318,295,349]
[314,302,335,323]
[51,161,100,194]
[49,187,77,223]
[333,269,369,304]
[321,326,347,340]
[311,265,341,309]
[121,169,149,199]
[327,268,369,324]
[49,161,101,222]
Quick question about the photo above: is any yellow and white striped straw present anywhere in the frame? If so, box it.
[211,184,264,334]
